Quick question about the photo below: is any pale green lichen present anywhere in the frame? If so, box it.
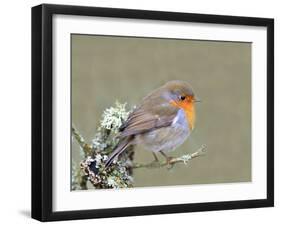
[107,176,119,188]
[72,101,134,190]
[92,131,107,151]
[100,101,130,132]
[178,154,192,165]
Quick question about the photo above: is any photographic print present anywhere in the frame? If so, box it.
[71,34,251,190]
[32,4,273,221]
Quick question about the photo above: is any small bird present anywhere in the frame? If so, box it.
[105,80,200,168]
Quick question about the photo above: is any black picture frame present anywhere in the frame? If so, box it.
[32,3,274,222]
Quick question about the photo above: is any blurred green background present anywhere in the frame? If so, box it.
[71,34,251,188]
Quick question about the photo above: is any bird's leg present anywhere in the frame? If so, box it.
[160,151,174,168]
[152,152,159,162]
[148,152,161,168]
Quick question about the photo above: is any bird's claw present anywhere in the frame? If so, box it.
[166,157,175,170]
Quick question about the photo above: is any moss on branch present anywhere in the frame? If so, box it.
[71,101,207,190]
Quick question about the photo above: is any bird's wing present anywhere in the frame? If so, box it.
[119,103,178,138]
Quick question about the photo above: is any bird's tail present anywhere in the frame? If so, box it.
[104,137,132,168]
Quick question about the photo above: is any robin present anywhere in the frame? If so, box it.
[105,80,200,168]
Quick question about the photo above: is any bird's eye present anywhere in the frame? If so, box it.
[180,96,186,101]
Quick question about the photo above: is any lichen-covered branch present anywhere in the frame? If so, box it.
[72,126,93,157]
[72,101,134,190]
[71,101,207,190]
[132,144,207,169]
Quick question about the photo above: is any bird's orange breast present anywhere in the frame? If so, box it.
[170,100,195,130]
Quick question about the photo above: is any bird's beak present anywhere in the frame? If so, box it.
[193,97,201,103]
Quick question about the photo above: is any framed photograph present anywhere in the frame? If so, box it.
[32,4,274,221]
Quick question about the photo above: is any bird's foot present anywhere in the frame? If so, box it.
[165,156,175,170]
[159,151,175,169]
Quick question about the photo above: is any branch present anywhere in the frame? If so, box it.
[132,144,207,169]
[72,125,93,157]
[72,124,207,190]
[72,126,93,190]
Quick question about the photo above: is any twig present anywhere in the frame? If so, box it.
[72,125,93,157]
[132,144,207,169]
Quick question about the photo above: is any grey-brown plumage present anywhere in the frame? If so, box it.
[105,80,197,168]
